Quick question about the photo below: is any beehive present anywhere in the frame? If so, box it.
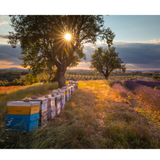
[53,93,61,116]
[67,85,71,98]
[59,90,65,110]
[70,85,75,95]
[7,101,40,115]
[29,97,48,126]
[52,90,59,95]
[75,82,78,88]
[72,81,78,89]
[62,87,69,102]
[5,101,40,132]
[44,94,56,120]
[69,80,74,85]
[5,113,39,133]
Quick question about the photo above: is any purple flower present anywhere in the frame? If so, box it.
[123,80,160,110]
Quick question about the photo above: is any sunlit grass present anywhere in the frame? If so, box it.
[0,80,160,148]
[0,83,43,94]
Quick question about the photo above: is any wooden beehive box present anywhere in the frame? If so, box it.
[59,90,65,110]
[54,94,61,116]
[44,94,56,120]
[5,113,39,133]
[7,101,40,115]
[29,97,48,126]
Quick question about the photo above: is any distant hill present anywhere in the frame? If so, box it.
[67,69,93,72]
[0,67,27,71]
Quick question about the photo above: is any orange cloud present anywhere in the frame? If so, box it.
[0,21,8,25]
[0,60,25,69]
[69,62,91,70]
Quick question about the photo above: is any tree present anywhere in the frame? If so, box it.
[90,29,126,80]
[8,15,112,87]
[41,71,50,83]
[23,73,35,85]
[12,78,19,85]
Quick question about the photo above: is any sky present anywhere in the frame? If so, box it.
[1,15,160,71]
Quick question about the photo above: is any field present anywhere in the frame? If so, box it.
[0,79,160,149]
[0,83,43,94]
[65,73,137,81]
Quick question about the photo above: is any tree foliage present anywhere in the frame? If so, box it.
[90,29,126,80]
[23,73,41,85]
[8,15,113,87]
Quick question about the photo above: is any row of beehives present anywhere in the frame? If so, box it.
[5,81,78,133]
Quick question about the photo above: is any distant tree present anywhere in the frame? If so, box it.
[33,75,41,83]
[42,71,50,83]
[90,29,126,80]
[12,78,19,85]
[152,74,159,81]
[23,73,34,85]
[131,73,135,77]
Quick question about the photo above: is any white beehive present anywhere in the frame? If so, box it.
[59,90,65,110]
[43,94,56,120]
[52,93,61,116]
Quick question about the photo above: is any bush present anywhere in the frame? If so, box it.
[0,80,5,86]
[23,73,36,85]
[33,75,41,83]
[152,75,159,81]
[12,79,19,85]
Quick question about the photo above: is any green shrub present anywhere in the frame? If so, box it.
[152,75,159,81]
[23,73,35,85]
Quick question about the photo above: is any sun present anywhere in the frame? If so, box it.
[65,33,71,41]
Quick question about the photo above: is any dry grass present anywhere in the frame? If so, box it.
[0,80,160,148]
[0,83,43,94]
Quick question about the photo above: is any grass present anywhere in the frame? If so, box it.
[0,80,160,148]
[0,82,58,125]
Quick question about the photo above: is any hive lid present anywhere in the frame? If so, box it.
[54,94,61,99]
[7,101,40,107]
[59,90,65,93]
[46,94,55,100]
[30,97,48,103]
[52,90,59,93]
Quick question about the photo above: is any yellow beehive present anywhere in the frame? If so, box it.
[7,101,40,115]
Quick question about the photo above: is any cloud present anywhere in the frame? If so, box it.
[80,41,160,70]
[0,21,8,25]
[0,34,8,39]
[0,44,22,66]
[70,62,91,70]
[1,41,160,70]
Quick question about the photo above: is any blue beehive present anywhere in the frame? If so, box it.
[21,97,48,126]
[5,113,39,133]
[29,97,48,126]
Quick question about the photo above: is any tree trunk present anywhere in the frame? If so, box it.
[57,69,66,88]
[104,73,109,80]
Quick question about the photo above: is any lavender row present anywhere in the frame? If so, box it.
[135,80,160,89]
[123,80,160,110]
[112,82,130,98]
